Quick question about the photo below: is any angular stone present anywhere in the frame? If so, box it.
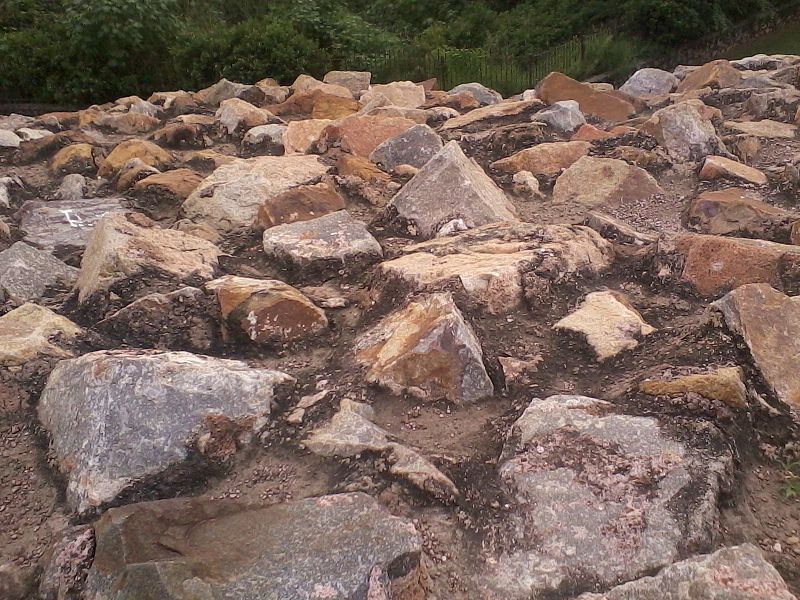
[0,304,82,366]
[577,544,796,600]
[56,173,88,202]
[699,155,768,185]
[152,122,206,149]
[95,112,160,134]
[725,119,798,138]
[206,275,327,343]
[491,140,590,177]
[268,90,357,119]
[76,212,222,302]
[483,394,730,599]
[531,99,586,133]
[38,349,295,513]
[369,124,443,170]
[0,242,78,302]
[98,140,172,178]
[620,67,678,97]
[17,196,127,254]
[323,70,371,95]
[439,99,543,132]
[685,188,795,239]
[572,123,633,141]
[361,81,426,108]
[640,366,747,408]
[374,222,613,314]
[554,290,655,361]
[448,82,502,106]
[317,115,416,158]
[355,293,493,403]
[311,93,361,120]
[713,284,800,410]
[262,210,383,274]
[85,492,423,600]
[677,59,742,93]
[337,154,391,182]
[16,127,53,142]
[553,156,663,208]
[0,129,21,148]
[215,98,279,135]
[282,118,332,154]
[536,72,636,121]
[387,141,517,238]
[193,77,251,107]
[49,143,97,176]
[242,123,286,155]
[291,74,352,98]
[114,158,161,191]
[181,155,330,234]
[254,182,346,230]
[641,102,727,162]
[133,168,204,210]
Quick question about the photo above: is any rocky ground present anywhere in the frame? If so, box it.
[1,58,800,599]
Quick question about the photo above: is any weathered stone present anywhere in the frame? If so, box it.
[725,119,797,139]
[512,170,543,197]
[483,394,731,599]
[56,173,88,202]
[640,366,747,408]
[17,196,127,255]
[75,212,222,302]
[745,88,800,121]
[152,123,206,149]
[677,59,742,93]
[37,526,95,600]
[387,141,518,238]
[425,89,481,111]
[207,275,327,343]
[361,81,426,108]
[0,563,31,600]
[114,158,160,191]
[531,99,586,133]
[241,123,286,155]
[572,123,635,141]
[181,155,330,234]
[215,98,279,136]
[355,293,493,403]
[16,127,53,142]
[268,90,357,119]
[491,140,590,177]
[38,349,295,513]
[553,156,663,208]
[641,102,727,162]
[699,155,768,185]
[85,492,423,600]
[620,67,679,98]
[95,112,160,134]
[291,74,353,98]
[133,168,204,209]
[713,283,800,411]
[282,118,332,154]
[0,113,33,130]
[262,210,382,274]
[554,290,655,360]
[317,115,416,158]
[307,399,459,498]
[611,145,671,170]
[311,93,361,120]
[148,90,197,111]
[448,82,502,106]
[0,129,21,148]
[374,222,614,314]
[439,99,543,132]
[685,188,795,240]
[0,242,77,302]
[49,143,97,177]
[536,72,636,121]
[369,123,443,170]
[193,77,251,107]
[577,544,797,600]
[98,140,172,178]
[0,304,82,366]
[734,53,791,70]
[254,182,346,230]
[323,70,371,96]
[584,211,659,245]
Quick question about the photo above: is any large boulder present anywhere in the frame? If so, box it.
[354,293,494,403]
[254,182,346,230]
[536,72,637,121]
[84,493,423,600]
[38,349,294,514]
[369,123,443,170]
[316,115,416,158]
[132,169,205,219]
[641,102,727,162]
[491,140,591,177]
[214,98,280,136]
[448,82,502,106]
[193,77,250,106]
[386,140,518,238]
[0,303,82,366]
[283,118,333,154]
[97,140,172,178]
[439,99,543,132]
[699,155,768,185]
[552,156,663,208]
[49,143,98,177]
[685,188,796,240]
[181,155,330,234]
[323,70,371,96]
[531,100,587,133]
[676,59,742,93]
[620,67,678,97]
[0,242,78,303]
[361,81,426,108]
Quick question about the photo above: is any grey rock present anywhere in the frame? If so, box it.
[532,99,586,133]
[482,394,731,599]
[324,70,372,96]
[17,197,126,254]
[0,175,22,209]
[641,102,728,162]
[84,492,423,600]
[241,123,286,155]
[38,349,295,514]
[0,563,32,600]
[55,174,88,202]
[128,100,162,118]
[577,544,797,600]
[0,129,22,148]
[193,77,251,107]
[620,67,679,97]
[38,526,95,600]
[733,53,791,71]
[16,127,53,141]
[449,82,503,105]
[0,113,34,131]
[369,123,443,170]
[263,210,383,273]
[387,141,518,239]
[0,242,78,302]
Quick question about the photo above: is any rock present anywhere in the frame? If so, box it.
[553,156,663,208]
[337,154,391,182]
[483,394,731,599]
[677,59,742,92]
[193,77,251,107]
[576,544,796,600]
[206,275,328,343]
[215,98,279,135]
[316,115,416,158]
[262,210,383,275]
[0,242,78,302]
[97,140,172,178]
[531,99,586,133]
[38,349,294,513]
[734,54,791,70]
[725,119,797,139]
[361,81,426,108]
[113,158,160,190]
[133,168,204,212]
[620,67,679,97]
[0,113,33,130]
[268,90,357,119]
[37,526,95,600]
[56,173,88,202]
[0,129,22,148]
[75,212,222,303]
[307,399,459,498]
[374,222,614,314]
[439,99,543,132]
[84,492,423,599]
[254,181,346,230]
[536,72,636,121]
[745,88,800,121]
[152,123,206,149]
[554,290,655,360]
[426,89,481,110]
[291,74,353,98]
[323,70,371,95]
[369,123,443,170]
[148,90,198,112]
[0,303,82,366]
[699,155,768,185]
[181,155,329,234]
[355,293,493,403]
[448,82,502,106]
[0,175,21,209]
[572,123,635,141]
[491,140,590,177]
[311,93,361,120]
[685,188,795,240]
[584,211,659,245]
[17,196,127,255]
[713,283,800,412]
[611,145,671,170]
[95,112,160,134]
[16,127,53,141]
[640,366,747,408]
[0,563,32,600]
[512,170,543,197]
[641,102,727,162]
[241,123,286,155]
[49,143,97,176]
[282,118,332,154]
[387,140,518,238]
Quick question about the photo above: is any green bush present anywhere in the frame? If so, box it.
[0,24,68,102]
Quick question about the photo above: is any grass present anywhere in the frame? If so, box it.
[725,19,800,58]
[781,460,800,500]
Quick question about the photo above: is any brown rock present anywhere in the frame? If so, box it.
[553,156,663,208]
[336,154,391,182]
[215,98,279,136]
[792,221,800,245]
[725,119,798,139]
[311,94,360,120]
[254,182,346,230]
[490,141,590,177]
[699,155,768,185]
[316,115,416,158]
[424,90,481,111]
[361,81,426,108]
[268,90,357,118]
[185,150,236,171]
[685,188,795,240]
[49,144,98,176]
[152,123,206,148]
[114,158,160,191]
[0,303,83,366]
[133,169,204,201]
[439,99,543,132]
[611,146,671,170]
[536,72,636,121]
[676,60,742,93]
[283,119,332,154]
[96,112,160,134]
[639,366,747,408]
[571,124,635,141]
[98,140,172,178]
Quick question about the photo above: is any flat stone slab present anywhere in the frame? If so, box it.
[85,492,423,600]
[38,349,294,514]
[725,119,797,138]
[0,242,78,302]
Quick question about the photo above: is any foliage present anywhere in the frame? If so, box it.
[782,460,800,500]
